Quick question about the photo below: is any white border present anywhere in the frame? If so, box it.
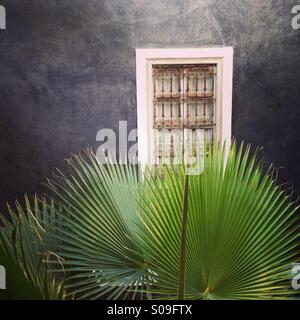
[136,47,233,167]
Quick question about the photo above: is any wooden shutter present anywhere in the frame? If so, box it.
[152,64,217,165]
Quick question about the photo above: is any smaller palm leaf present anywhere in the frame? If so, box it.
[0,195,65,300]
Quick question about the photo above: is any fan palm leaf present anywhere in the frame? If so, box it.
[135,142,300,299]
[47,152,146,300]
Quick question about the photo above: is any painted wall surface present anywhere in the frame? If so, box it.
[0,0,300,212]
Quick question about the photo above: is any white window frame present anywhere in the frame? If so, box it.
[136,47,233,167]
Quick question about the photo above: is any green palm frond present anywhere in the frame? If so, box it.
[0,195,66,300]
[3,141,298,300]
[47,152,147,300]
[136,142,300,299]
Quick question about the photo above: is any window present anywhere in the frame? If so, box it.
[136,48,233,168]
[152,64,216,165]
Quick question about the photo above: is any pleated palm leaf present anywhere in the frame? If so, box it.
[0,195,65,300]
[136,142,300,299]
[47,152,147,300]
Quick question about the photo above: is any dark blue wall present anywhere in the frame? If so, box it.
[0,0,300,212]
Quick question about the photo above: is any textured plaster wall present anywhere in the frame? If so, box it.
[0,0,300,211]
